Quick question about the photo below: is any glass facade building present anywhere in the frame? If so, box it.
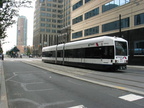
[71,0,144,65]
[33,0,64,56]
[17,16,27,54]
[33,0,72,56]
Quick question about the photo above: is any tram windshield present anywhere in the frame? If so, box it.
[115,41,127,56]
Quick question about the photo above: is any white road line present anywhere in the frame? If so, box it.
[41,100,75,107]
[119,94,144,102]
[10,98,74,108]
[21,83,54,92]
[68,105,86,108]
[6,73,17,81]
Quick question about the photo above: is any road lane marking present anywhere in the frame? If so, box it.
[41,100,75,107]
[119,94,144,102]
[68,105,86,108]
[21,83,54,92]
[6,72,18,81]
[115,86,126,90]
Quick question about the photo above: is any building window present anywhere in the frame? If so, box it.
[52,9,57,12]
[134,40,144,55]
[52,14,56,18]
[41,18,45,21]
[52,30,56,33]
[46,19,51,22]
[41,12,46,16]
[85,0,91,3]
[46,29,51,33]
[57,25,62,28]
[102,0,130,13]
[58,20,62,23]
[47,13,51,17]
[47,8,51,12]
[53,4,57,7]
[40,7,45,11]
[58,15,63,18]
[58,5,63,8]
[46,24,51,27]
[40,29,45,32]
[58,0,63,3]
[52,24,56,28]
[84,26,99,36]
[72,15,83,25]
[47,3,51,7]
[72,31,82,39]
[41,23,45,27]
[85,7,99,20]
[102,17,129,32]
[52,19,56,23]
[40,0,45,2]
[134,13,144,25]
[73,0,83,11]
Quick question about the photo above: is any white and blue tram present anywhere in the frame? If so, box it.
[42,36,128,71]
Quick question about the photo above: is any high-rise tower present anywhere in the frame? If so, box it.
[17,16,27,54]
[33,0,63,56]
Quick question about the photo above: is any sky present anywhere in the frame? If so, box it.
[2,0,35,54]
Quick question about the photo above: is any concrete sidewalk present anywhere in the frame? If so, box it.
[0,61,8,108]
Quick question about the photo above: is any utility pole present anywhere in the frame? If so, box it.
[119,14,122,37]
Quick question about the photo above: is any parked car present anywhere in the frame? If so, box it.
[29,55,33,58]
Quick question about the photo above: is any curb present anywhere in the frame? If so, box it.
[0,61,8,108]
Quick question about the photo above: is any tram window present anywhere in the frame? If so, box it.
[65,49,73,58]
[57,50,63,57]
[65,48,84,58]
[45,52,49,57]
[74,49,82,58]
[85,47,102,58]
[102,46,114,59]
[42,52,46,57]
[115,41,127,56]
[49,51,53,57]
[52,51,56,57]
[69,49,74,58]
[65,50,68,57]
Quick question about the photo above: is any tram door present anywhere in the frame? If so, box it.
[62,44,65,65]
[81,48,85,63]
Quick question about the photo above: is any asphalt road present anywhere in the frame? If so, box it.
[3,59,144,108]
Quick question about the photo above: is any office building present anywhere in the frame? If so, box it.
[17,16,27,54]
[71,0,144,65]
[33,0,64,56]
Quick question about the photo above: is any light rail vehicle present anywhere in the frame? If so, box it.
[42,36,128,71]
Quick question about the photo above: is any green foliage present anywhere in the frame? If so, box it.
[0,47,3,53]
[0,0,32,39]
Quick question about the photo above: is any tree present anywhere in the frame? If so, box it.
[0,0,32,39]
[26,46,31,55]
